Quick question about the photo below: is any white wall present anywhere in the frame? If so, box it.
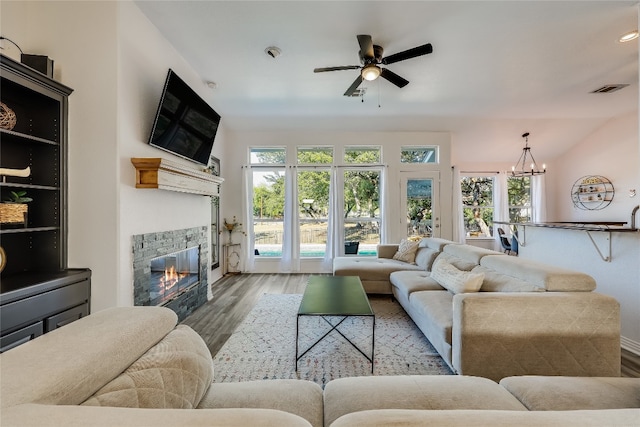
[519,112,640,348]
[116,1,224,307]
[3,1,223,312]
[2,1,120,312]
[223,130,452,272]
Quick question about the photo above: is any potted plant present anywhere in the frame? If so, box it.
[0,190,32,227]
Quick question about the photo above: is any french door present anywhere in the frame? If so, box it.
[399,171,440,238]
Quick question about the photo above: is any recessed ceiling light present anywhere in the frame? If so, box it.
[618,30,639,43]
[206,81,217,89]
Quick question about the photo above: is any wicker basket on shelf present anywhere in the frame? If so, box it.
[0,203,28,225]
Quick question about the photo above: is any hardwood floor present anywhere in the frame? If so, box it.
[181,273,640,378]
[180,273,318,356]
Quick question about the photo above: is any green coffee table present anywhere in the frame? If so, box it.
[295,275,375,372]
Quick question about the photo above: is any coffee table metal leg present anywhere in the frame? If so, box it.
[295,314,299,371]
[371,315,375,373]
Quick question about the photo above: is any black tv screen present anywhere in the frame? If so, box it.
[148,69,220,166]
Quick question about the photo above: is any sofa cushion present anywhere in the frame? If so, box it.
[390,271,443,301]
[434,244,502,272]
[419,237,457,251]
[323,375,526,426]
[480,255,596,292]
[499,376,640,410]
[408,291,453,346]
[392,239,419,263]
[472,265,545,292]
[199,379,324,427]
[330,408,640,427]
[82,325,213,409]
[431,258,484,294]
[441,244,502,268]
[333,257,422,281]
[414,247,439,270]
[398,237,454,271]
[2,404,314,427]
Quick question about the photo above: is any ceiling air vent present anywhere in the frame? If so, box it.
[590,84,629,94]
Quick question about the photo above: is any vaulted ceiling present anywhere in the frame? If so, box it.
[134,1,638,163]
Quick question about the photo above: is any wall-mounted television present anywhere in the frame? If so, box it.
[148,69,220,166]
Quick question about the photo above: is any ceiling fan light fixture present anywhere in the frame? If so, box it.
[361,64,381,81]
[618,30,639,43]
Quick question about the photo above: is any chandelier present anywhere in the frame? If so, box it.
[511,132,546,176]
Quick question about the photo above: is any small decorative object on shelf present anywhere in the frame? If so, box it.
[0,166,31,182]
[0,101,17,130]
[221,216,244,244]
[571,175,614,210]
[0,191,32,226]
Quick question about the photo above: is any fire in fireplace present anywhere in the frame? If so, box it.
[149,246,199,306]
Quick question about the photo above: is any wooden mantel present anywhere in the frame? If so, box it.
[131,157,224,196]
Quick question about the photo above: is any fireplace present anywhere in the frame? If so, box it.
[133,226,209,321]
[149,246,200,306]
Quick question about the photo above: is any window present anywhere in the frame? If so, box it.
[297,147,332,257]
[508,176,532,223]
[461,176,494,237]
[248,146,383,261]
[344,168,381,256]
[251,148,286,257]
[344,146,381,164]
[401,146,438,163]
[297,146,333,164]
[250,147,286,164]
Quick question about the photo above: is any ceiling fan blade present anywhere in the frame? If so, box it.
[382,43,433,65]
[380,68,409,88]
[343,75,364,96]
[314,65,361,73]
[357,34,374,60]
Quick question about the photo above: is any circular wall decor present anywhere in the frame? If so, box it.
[571,175,614,210]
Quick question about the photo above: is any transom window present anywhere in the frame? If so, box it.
[401,146,438,163]
[250,147,286,164]
[344,146,381,164]
[297,146,333,164]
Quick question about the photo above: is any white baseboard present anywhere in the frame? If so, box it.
[621,336,640,356]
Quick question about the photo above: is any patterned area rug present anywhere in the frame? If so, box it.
[213,294,452,387]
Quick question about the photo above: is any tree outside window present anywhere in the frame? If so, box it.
[508,176,532,223]
[461,176,494,237]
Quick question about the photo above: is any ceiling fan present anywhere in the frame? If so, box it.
[314,34,433,96]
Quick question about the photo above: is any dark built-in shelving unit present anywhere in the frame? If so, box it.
[0,54,90,352]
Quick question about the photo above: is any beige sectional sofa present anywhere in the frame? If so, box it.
[0,306,323,427]
[1,306,638,426]
[333,237,451,293]
[335,237,621,381]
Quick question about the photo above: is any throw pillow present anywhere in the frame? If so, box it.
[392,238,420,264]
[431,258,485,294]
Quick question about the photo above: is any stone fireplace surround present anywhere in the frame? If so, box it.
[133,226,208,321]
